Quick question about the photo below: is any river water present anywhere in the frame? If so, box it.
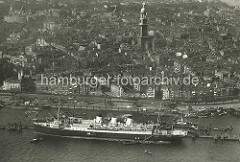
[1,108,240,162]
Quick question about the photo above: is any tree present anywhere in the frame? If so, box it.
[20,77,36,92]
[0,58,16,86]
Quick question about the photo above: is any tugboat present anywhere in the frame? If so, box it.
[33,107,188,143]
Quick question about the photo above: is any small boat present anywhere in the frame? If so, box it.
[213,126,233,131]
[30,138,43,143]
[144,150,152,155]
[121,114,133,118]
[142,141,171,144]
[6,122,22,132]
[32,107,43,111]
[0,125,5,130]
[119,140,140,145]
[198,115,209,118]
[191,134,197,141]
[218,111,227,116]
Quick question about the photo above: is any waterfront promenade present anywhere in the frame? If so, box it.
[0,91,239,112]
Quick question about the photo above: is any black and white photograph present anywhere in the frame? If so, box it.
[0,0,240,161]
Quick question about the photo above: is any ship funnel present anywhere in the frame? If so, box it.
[96,116,103,124]
[126,118,133,127]
[110,117,117,126]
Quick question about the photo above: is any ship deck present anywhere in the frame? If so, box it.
[35,121,187,136]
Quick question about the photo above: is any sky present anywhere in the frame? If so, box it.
[220,0,240,7]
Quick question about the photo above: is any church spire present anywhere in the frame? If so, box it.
[140,3,147,19]
[138,3,148,51]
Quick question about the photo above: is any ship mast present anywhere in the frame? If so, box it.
[57,102,61,120]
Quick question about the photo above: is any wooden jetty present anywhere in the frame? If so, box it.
[196,135,240,141]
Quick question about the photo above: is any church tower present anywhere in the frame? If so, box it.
[138,3,149,51]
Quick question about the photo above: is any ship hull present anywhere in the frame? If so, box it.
[34,124,184,142]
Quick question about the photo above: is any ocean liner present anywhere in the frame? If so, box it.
[34,110,188,143]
